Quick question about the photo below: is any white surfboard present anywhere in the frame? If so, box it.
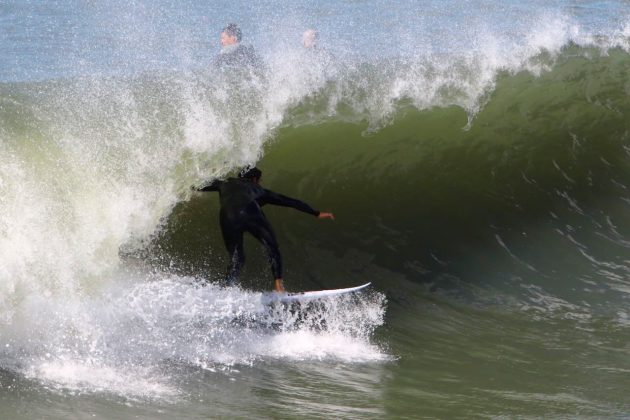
[262,282,371,305]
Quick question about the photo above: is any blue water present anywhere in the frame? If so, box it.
[1,0,628,81]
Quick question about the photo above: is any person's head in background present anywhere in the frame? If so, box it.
[221,23,242,47]
[302,29,318,49]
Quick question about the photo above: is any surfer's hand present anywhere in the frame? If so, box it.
[318,212,335,220]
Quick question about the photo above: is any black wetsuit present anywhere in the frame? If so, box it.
[212,44,262,70]
[199,177,320,284]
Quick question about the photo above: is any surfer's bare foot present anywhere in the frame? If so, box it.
[274,279,285,292]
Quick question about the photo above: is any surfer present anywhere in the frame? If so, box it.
[212,23,262,70]
[196,167,334,292]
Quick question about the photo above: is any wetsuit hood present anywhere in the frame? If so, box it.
[239,167,262,180]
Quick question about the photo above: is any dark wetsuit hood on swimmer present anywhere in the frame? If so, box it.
[196,167,334,292]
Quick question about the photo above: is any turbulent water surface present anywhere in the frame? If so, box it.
[1,0,630,418]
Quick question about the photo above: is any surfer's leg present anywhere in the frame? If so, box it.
[226,242,245,286]
[247,217,283,287]
[220,218,245,286]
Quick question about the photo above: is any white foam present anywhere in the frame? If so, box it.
[259,331,387,363]
[30,360,179,400]
[0,271,387,399]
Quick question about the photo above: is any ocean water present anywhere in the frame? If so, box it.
[1,0,629,418]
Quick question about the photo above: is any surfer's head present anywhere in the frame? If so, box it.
[239,167,262,183]
[221,23,242,47]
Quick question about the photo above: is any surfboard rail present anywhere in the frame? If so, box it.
[262,282,371,305]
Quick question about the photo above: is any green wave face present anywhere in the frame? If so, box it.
[152,48,630,309]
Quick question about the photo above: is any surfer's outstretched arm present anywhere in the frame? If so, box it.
[260,189,335,219]
[196,180,223,192]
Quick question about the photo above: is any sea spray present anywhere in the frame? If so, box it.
[2,269,387,399]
